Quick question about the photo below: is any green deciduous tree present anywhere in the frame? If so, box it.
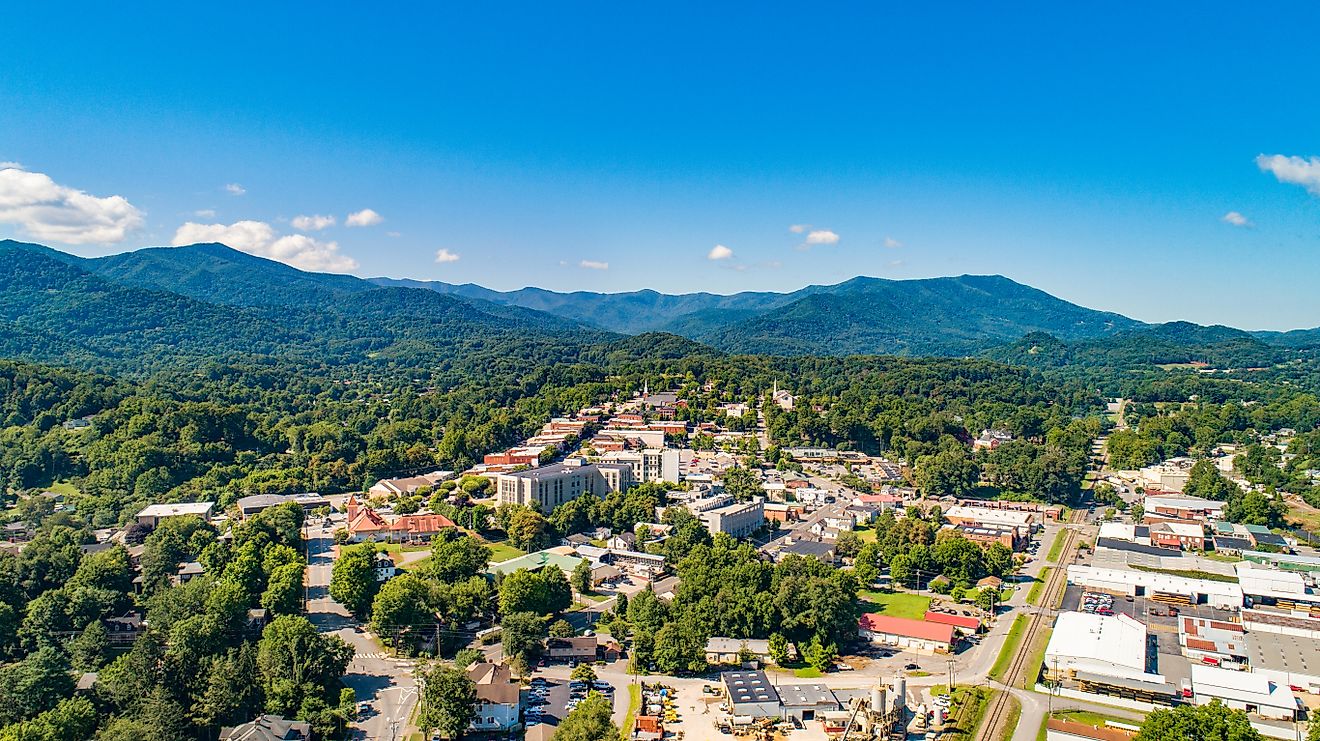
[255,615,353,718]
[416,664,477,740]
[1135,701,1260,741]
[572,558,593,596]
[554,692,620,741]
[499,612,546,674]
[329,544,381,618]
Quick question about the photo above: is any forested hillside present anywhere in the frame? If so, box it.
[383,272,1145,354]
[0,240,610,375]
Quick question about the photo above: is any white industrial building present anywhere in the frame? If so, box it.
[1247,630,1320,694]
[1044,612,1158,683]
[1237,563,1320,609]
[1066,565,1244,609]
[1190,665,1298,720]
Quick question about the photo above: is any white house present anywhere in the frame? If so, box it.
[467,662,520,732]
[373,552,397,582]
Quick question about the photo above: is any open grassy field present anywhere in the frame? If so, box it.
[858,590,932,619]
[44,481,80,496]
[1045,533,1067,564]
[942,685,992,741]
[989,615,1028,684]
[1034,709,1136,741]
[1020,627,1052,689]
[482,539,527,563]
[1026,568,1050,606]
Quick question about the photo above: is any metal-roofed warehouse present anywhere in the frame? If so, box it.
[721,671,780,718]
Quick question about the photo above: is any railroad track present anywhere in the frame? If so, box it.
[975,511,1082,740]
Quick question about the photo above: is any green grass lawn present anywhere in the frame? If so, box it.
[989,615,1028,684]
[1045,533,1066,564]
[483,540,527,563]
[942,685,992,741]
[620,682,642,736]
[1035,709,1134,741]
[400,556,430,571]
[44,481,80,496]
[1025,568,1050,606]
[579,592,610,603]
[793,667,823,678]
[858,590,931,619]
[854,525,878,543]
[1130,564,1237,583]
[1019,627,1052,689]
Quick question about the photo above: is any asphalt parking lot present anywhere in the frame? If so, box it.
[523,676,616,730]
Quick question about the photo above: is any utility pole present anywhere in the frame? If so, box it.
[946,657,955,692]
[1048,657,1059,715]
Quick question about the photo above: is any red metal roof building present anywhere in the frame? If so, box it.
[858,613,955,653]
[924,610,982,634]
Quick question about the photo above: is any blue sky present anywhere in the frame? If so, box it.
[2,2,1319,329]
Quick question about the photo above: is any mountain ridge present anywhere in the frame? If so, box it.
[5,240,1318,367]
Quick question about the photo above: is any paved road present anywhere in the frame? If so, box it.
[305,518,419,741]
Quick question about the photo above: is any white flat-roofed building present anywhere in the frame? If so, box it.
[599,448,680,483]
[943,505,1034,534]
[1190,664,1298,720]
[1066,565,1244,609]
[1045,612,1157,683]
[1247,629,1320,694]
[1140,461,1193,493]
[136,502,215,528]
[1143,495,1224,521]
[1098,522,1150,545]
[697,498,765,538]
[1235,563,1320,608]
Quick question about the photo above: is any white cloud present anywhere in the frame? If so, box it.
[345,208,383,227]
[435,248,460,263]
[1221,211,1251,228]
[194,209,216,218]
[0,165,144,244]
[884,236,903,248]
[292,214,336,231]
[580,259,609,270]
[172,219,358,272]
[788,224,810,234]
[1256,154,1320,195]
[224,183,246,196]
[707,244,734,260]
[888,259,905,267]
[0,161,23,170]
[386,231,401,238]
[804,229,840,246]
